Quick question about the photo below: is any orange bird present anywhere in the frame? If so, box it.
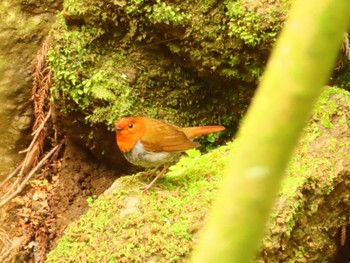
[115,117,225,190]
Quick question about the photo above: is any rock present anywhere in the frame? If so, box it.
[0,0,63,181]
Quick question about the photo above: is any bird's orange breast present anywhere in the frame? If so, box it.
[116,132,140,153]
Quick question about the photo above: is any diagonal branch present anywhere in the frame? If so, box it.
[0,141,64,208]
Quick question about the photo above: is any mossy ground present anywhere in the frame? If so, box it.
[46,146,229,262]
[47,87,350,262]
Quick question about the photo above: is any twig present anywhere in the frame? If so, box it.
[1,145,38,202]
[0,228,11,248]
[16,108,51,185]
[0,235,25,262]
[0,161,24,189]
[344,32,350,61]
[1,173,23,201]
[31,106,51,137]
[141,37,180,48]
[19,108,52,154]
[0,114,51,199]
[0,142,63,208]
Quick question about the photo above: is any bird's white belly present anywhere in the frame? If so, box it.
[124,141,174,168]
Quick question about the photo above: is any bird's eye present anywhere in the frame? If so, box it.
[128,123,134,129]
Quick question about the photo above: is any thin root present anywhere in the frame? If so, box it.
[0,141,63,208]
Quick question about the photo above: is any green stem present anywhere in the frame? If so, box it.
[192,1,350,263]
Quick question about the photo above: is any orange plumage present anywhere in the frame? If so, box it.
[115,117,225,190]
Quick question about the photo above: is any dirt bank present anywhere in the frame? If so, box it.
[0,139,119,262]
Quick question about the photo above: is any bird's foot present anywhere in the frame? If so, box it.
[140,172,163,192]
[140,165,168,192]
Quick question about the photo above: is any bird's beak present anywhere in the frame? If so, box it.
[115,126,122,132]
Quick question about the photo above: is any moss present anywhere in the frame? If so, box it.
[49,24,233,127]
[46,0,295,161]
[47,145,229,262]
[47,0,349,167]
[48,87,350,262]
[259,87,350,262]
[225,0,289,47]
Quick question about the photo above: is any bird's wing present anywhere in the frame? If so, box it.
[140,119,199,152]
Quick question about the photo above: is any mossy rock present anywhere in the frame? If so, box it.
[259,87,350,262]
[46,87,350,262]
[47,0,292,167]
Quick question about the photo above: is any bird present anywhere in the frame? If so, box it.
[115,116,225,191]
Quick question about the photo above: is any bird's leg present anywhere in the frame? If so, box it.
[140,155,179,191]
[138,166,160,180]
[141,165,169,192]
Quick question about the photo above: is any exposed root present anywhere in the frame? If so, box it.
[0,37,64,262]
[0,228,12,250]
[0,109,53,204]
[335,33,350,71]
[0,37,57,207]
[0,142,63,208]
[0,161,23,189]
[343,33,350,62]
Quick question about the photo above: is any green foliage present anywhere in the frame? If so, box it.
[48,15,104,109]
[145,0,191,25]
[125,0,191,25]
[48,9,235,134]
[225,1,285,47]
[304,87,350,138]
[86,194,97,207]
[47,0,293,153]
[185,148,202,158]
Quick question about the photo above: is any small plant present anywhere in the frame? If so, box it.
[145,0,191,25]
[87,195,97,207]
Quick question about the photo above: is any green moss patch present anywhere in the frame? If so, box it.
[47,145,229,262]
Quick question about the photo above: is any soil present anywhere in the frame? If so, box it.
[48,139,119,246]
[0,138,120,262]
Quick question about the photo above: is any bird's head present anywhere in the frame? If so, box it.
[115,117,146,153]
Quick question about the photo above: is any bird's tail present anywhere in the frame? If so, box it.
[181,125,225,139]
